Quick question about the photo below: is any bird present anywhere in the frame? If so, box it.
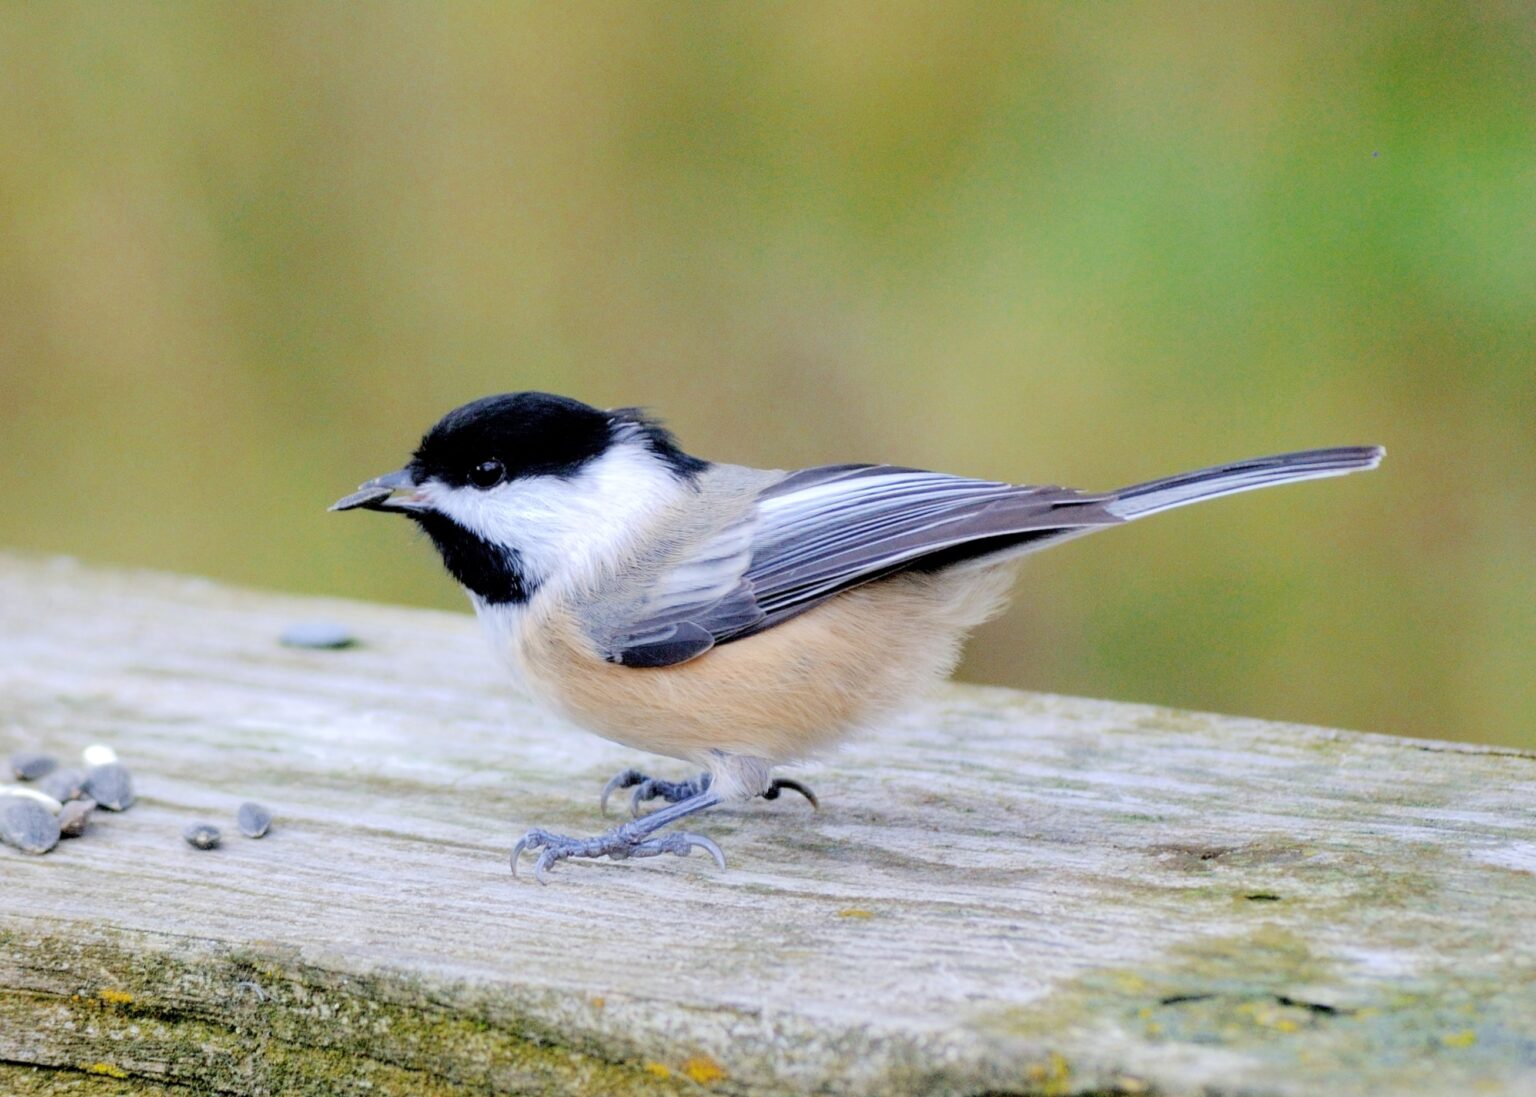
[332,392,1382,881]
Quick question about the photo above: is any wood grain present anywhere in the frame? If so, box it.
[1,553,1532,1096]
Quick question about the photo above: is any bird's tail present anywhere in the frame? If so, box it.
[1104,446,1385,521]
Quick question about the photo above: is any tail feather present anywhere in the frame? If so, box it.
[1104,446,1384,521]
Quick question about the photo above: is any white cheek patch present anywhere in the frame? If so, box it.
[420,443,686,593]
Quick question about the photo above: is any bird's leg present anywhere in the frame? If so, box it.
[511,787,724,884]
[600,768,819,817]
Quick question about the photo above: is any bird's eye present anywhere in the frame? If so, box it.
[469,458,506,489]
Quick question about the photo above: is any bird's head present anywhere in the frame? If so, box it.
[333,392,705,605]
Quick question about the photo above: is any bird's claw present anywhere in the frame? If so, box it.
[599,768,648,815]
[763,777,819,811]
[599,769,818,816]
[600,769,712,816]
[510,825,726,884]
[547,769,812,880]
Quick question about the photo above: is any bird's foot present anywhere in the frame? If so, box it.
[600,768,819,816]
[600,768,710,815]
[510,823,725,884]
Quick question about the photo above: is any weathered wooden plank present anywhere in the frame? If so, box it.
[1,552,1533,1096]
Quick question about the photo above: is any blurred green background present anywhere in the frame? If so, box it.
[1,3,1531,746]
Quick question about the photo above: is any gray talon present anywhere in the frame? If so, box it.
[680,832,727,869]
[509,834,534,877]
[599,769,647,815]
[533,848,559,885]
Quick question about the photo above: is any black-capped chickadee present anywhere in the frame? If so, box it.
[333,392,1382,881]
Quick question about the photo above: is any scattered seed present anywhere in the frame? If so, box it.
[0,785,64,814]
[9,751,58,781]
[1,797,61,854]
[183,822,221,850]
[236,801,272,839]
[58,799,96,838]
[280,621,356,649]
[84,763,135,811]
[82,744,118,767]
[38,768,87,803]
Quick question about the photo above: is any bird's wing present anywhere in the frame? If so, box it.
[594,463,1118,667]
[589,505,766,667]
[593,445,1385,667]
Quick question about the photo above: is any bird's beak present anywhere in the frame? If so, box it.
[329,468,425,513]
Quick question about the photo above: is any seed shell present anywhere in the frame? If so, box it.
[236,801,273,839]
[280,621,356,649]
[183,822,221,850]
[9,751,58,781]
[82,744,118,767]
[38,768,87,803]
[84,763,135,811]
[0,786,64,813]
[57,799,95,838]
[1,797,61,854]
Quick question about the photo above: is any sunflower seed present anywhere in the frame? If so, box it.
[9,751,57,781]
[38,768,87,803]
[82,744,118,767]
[183,822,221,850]
[280,621,356,649]
[84,763,135,811]
[0,785,63,813]
[58,799,95,838]
[236,801,272,839]
[1,797,60,854]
